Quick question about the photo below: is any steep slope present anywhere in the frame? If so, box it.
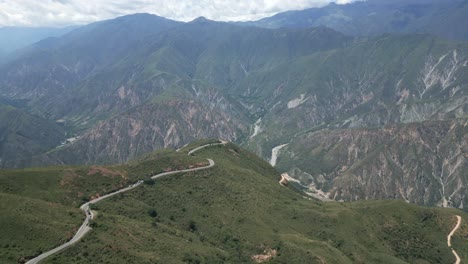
[0,15,353,166]
[245,0,468,41]
[421,0,468,41]
[0,14,467,210]
[32,100,247,165]
[0,14,181,121]
[275,120,467,210]
[240,34,468,210]
[0,19,350,125]
[0,146,209,263]
[244,34,468,152]
[1,142,466,263]
[35,144,468,263]
[0,103,65,168]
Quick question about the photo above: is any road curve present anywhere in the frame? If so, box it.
[447,215,462,264]
[187,141,225,156]
[279,174,288,186]
[26,142,224,264]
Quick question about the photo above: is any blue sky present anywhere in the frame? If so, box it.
[0,0,358,27]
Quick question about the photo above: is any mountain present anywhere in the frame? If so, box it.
[0,102,65,168]
[31,100,247,165]
[0,13,467,211]
[0,142,466,263]
[0,14,351,164]
[244,0,468,41]
[0,26,76,62]
[240,33,468,210]
[275,120,467,209]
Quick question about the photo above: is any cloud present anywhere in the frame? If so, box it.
[0,0,360,27]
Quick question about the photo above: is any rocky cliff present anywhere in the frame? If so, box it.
[275,120,467,210]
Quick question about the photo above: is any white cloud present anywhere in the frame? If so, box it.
[0,0,360,27]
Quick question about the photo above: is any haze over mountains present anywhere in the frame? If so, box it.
[245,0,468,41]
[0,0,466,212]
[0,27,75,62]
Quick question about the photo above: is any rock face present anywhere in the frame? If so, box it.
[276,120,467,210]
[32,100,246,165]
[243,38,468,210]
[0,13,467,210]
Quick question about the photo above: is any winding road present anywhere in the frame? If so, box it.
[24,141,463,264]
[26,142,224,264]
[447,215,462,264]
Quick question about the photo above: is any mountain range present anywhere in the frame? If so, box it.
[0,0,466,212]
[245,0,468,41]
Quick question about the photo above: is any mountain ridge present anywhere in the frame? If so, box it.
[242,0,468,41]
[0,12,466,210]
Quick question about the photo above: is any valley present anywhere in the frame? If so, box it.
[0,12,466,211]
[0,1,467,262]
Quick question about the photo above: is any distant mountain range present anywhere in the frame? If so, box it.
[244,0,468,41]
[0,0,466,211]
[0,26,76,62]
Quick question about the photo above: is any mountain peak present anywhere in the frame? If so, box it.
[114,12,170,22]
[190,16,211,23]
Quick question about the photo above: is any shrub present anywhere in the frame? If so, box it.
[144,179,155,185]
[188,220,197,232]
[148,209,158,218]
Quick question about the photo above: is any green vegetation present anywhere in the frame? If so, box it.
[0,193,82,263]
[0,102,66,168]
[247,0,468,42]
[127,148,208,179]
[0,9,466,263]
[0,13,466,216]
[0,147,208,263]
[177,139,221,154]
[9,143,461,264]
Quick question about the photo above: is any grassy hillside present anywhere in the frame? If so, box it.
[9,143,461,264]
[0,193,82,263]
[0,148,207,263]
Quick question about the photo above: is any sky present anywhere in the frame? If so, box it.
[0,0,357,27]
